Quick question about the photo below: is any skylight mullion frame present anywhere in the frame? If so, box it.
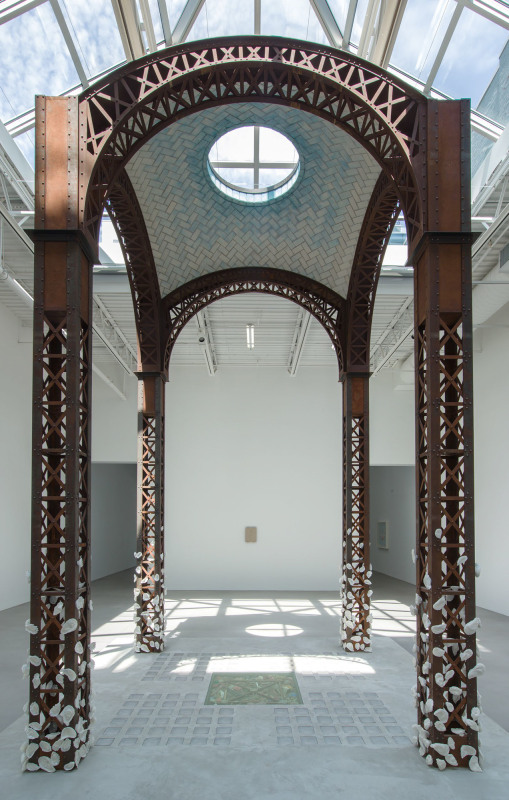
[157,0,172,45]
[455,0,509,29]
[210,161,298,169]
[423,0,465,95]
[253,126,260,189]
[254,0,261,35]
[0,0,46,24]
[309,0,344,48]
[172,0,206,44]
[48,0,89,89]
[342,0,358,48]
[139,0,158,52]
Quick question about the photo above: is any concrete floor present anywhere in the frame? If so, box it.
[1,570,508,800]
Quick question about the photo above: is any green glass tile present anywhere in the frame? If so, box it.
[205,673,302,705]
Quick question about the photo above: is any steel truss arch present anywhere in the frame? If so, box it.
[347,171,401,371]
[106,169,164,372]
[28,37,480,775]
[79,36,425,248]
[161,266,347,375]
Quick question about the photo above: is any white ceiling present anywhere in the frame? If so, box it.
[169,293,338,371]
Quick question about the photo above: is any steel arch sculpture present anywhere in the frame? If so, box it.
[28,36,479,773]
[162,266,347,375]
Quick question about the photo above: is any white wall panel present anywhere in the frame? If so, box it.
[370,370,415,466]
[0,304,32,611]
[473,307,509,616]
[165,367,342,590]
[91,375,137,462]
[90,463,136,581]
[370,466,415,585]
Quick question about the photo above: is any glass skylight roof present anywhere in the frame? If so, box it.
[434,5,508,106]
[260,0,328,44]
[0,0,507,173]
[60,0,125,77]
[208,126,299,203]
[0,4,80,121]
[187,0,254,40]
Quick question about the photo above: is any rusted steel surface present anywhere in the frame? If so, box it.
[134,374,165,653]
[30,38,478,774]
[412,100,479,771]
[27,96,93,773]
[79,37,424,248]
[106,170,164,373]
[341,374,371,652]
[346,171,400,372]
[163,266,347,377]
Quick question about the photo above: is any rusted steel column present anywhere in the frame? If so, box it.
[412,100,480,771]
[134,373,165,652]
[26,97,93,772]
[341,373,372,651]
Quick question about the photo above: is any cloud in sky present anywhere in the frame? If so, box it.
[0,0,506,134]
[0,4,79,121]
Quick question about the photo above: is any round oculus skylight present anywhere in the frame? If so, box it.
[207,126,300,203]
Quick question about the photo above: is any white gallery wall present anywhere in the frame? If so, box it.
[472,307,509,616]
[369,372,416,587]
[370,465,415,585]
[90,463,136,581]
[165,366,343,590]
[1,294,509,615]
[92,376,137,463]
[0,303,32,611]
[90,375,137,582]
[370,371,415,466]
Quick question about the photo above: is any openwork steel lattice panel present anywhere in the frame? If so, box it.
[163,267,347,376]
[134,375,165,653]
[27,244,93,772]
[413,309,479,769]
[341,375,371,652]
[347,172,400,371]
[107,170,163,372]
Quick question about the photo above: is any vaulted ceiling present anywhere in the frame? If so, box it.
[127,102,380,300]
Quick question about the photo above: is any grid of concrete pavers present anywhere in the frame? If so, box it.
[95,692,234,747]
[141,652,368,682]
[95,689,411,749]
[273,691,411,746]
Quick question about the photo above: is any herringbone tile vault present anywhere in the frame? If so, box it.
[127,103,381,299]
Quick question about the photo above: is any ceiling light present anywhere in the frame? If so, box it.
[246,324,255,349]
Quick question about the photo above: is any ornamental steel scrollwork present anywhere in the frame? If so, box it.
[347,171,401,371]
[79,36,424,246]
[161,267,347,375]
